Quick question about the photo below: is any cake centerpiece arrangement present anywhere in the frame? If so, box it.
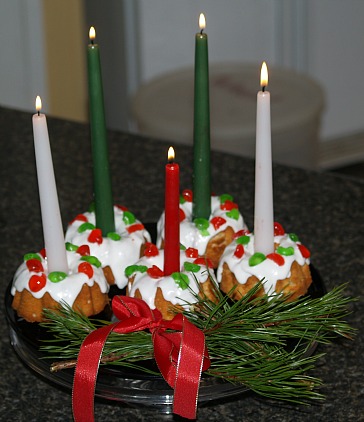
[7,17,355,422]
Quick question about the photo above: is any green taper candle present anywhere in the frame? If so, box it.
[87,27,115,234]
[193,13,211,220]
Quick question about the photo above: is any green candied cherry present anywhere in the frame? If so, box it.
[226,208,240,220]
[172,272,190,290]
[289,233,300,242]
[80,255,102,268]
[125,265,148,277]
[107,232,122,241]
[219,193,234,204]
[236,235,250,245]
[66,242,78,252]
[24,252,42,262]
[276,246,295,256]
[183,261,201,273]
[249,252,266,267]
[194,218,210,236]
[123,211,136,225]
[78,222,95,233]
[48,271,68,283]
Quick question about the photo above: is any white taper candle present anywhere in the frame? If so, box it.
[32,96,68,273]
[254,62,274,254]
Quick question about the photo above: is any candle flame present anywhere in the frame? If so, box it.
[260,62,268,88]
[35,96,42,112]
[168,146,175,161]
[89,26,96,41]
[199,13,206,31]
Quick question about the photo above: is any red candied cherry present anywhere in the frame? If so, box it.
[211,216,227,230]
[69,214,88,225]
[115,204,129,212]
[220,200,238,211]
[39,248,47,259]
[193,257,214,269]
[77,244,91,256]
[179,208,186,222]
[274,222,285,236]
[234,244,245,259]
[267,253,285,266]
[127,223,144,234]
[88,229,103,244]
[144,242,159,257]
[147,265,164,278]
[185,247,199,258]
[29,274,46,292]
[26,259,44,273]
[78,262,94,279]
[182,189,193,202]
[234,229,249,238]
[298,244,311,259]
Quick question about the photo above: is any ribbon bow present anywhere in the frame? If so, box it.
[72,296,210,421]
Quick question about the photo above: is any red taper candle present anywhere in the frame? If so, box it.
[164,147,180,275]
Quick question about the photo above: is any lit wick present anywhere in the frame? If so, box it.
[261,61,268,93]
[89,26,96,45]
[199,13,206,35]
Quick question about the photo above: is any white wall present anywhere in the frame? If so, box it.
[0,0,47,112]
[135,0,364,142]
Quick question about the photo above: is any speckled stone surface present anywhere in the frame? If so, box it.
[0,106,363,421]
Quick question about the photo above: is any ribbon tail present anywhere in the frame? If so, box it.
[172,318,206,420]
[72,323,116,422]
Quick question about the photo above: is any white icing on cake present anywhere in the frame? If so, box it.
[217,232,311,295]
[11,250,109,307]
[127,249,212,312]
[65,205,151,288]
[156,194,246,255]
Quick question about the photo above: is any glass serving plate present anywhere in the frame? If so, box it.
[5,266,325,414]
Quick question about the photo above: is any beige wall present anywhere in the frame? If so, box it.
[42,0,87,122]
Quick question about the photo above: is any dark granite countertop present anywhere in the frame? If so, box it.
[0,106,363,421]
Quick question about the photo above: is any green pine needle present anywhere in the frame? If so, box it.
[40,280,356,404]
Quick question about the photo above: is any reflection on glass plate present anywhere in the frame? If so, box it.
[5,266,325,414]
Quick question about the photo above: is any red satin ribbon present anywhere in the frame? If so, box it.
[72,296,210,421]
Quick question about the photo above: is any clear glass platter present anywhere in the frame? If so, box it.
[5,266,325,414]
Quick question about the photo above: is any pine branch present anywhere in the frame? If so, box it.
[40,282,356,404]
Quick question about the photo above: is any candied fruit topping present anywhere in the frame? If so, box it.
[107,232,121,241]
[267,253,285,266]
[172,272,190,290]
[77,244,91,256]
[193,257,214,268]
[249,252,266,267]
[81,255,102,268]
[181,189,193,203]
[123,211,136,225]
[70,214,88,224]
[298,243,311,259]
[127,223,145,234]
[125,264,148,277]
[147,265,164,278]
[29,274,46,292]
[24,253,41,262]
[276,246,295,256]
[78,262,94,279]
[88,228,103,244]
[144,242,159,257]
[289,233,300,242]
[183,262,201,273]
[219,193,234,204]
[274,222,285,236]
[26,259,44,273]
[211,216,226,230]
[236,235,250,245]
[78,222,95,233]
[48,271,67,283]
[66,242,78,252]
[234,244,245,259]
[185,247,199,258]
